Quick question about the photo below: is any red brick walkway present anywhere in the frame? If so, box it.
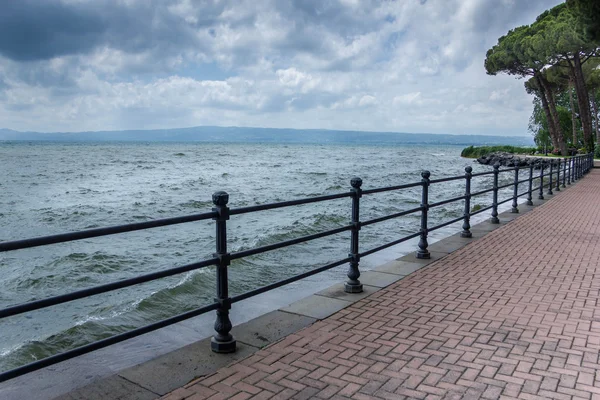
[164,171,600,400]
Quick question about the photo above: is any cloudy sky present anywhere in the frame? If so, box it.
[0,0,563,136]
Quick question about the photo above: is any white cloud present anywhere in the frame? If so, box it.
[489,88,511,102]
[394,92,422,106]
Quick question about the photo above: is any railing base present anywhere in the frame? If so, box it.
[511,208,519,214]
[416,250,430,259]
[344,282,363,293]
[211,337,236,353]
[460,231,472,238]
[490,217,500,224]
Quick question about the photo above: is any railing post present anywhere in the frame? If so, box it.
[511,167,519,213]
[562,157,567,188]
[490,163,500,224]
[211,191,236,353]
[572,157,576,182]
[585,154,589,174]
[584,154,590,174]
[547,161,553,195]
[527,164,534,206]
[345,177,363,293]
[555,159,561,192]
[568,158,572,185]
[416,171,430,259]
[538,164,545,200]
[461,166,472,238]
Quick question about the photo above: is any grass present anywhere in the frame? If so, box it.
[461,145,537,158]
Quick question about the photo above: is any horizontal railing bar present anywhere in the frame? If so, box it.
[517,178,530,185]
[517,190,530,198]
[429,195,467,209]
[229,192,351,215]
[361,206,423,227]
[428,215,465,232]
[0,211,217,253]
[0,258,218,319]
[359,231,422,258]
[362,181,423,195]
[469,204,494,217]
[471,171,495,177]
[0,302,218,383]
[230,225,352,260]
[429,175,466,184]
[497,197,514,206]
[497,182,514,190]
[230,257,351,304]
[471,187,495,197]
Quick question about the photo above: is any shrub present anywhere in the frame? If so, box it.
[460,145,537,158]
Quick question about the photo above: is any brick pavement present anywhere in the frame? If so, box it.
[162,170,600,400]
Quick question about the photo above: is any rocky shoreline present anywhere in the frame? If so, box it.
[475,152,560,168]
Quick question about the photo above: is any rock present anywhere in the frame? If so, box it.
[475,151,559,169]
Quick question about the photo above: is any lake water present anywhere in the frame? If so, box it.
[0,141,519,374]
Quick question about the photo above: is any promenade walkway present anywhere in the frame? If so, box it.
[162,170,600,400]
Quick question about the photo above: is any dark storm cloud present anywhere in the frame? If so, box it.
[0,0,204,62]
[0,1,104,61]
[276,0,384,37]
[271,0,388,60]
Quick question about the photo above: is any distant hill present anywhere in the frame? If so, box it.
[0,126,535,146]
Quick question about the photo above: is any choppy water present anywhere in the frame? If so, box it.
[0,141,519,373]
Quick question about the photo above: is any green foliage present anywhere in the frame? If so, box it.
[460,146,536,158]
[528,95,580,149]
[595,143,600,158]
[567,0,600,42]
[488,1,600,155]
[530,4,592,63]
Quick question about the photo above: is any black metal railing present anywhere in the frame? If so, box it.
[0,153,594,382]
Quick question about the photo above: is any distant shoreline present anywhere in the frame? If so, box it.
[0,125,534,146]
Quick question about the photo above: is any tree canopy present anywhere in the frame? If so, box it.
[485,1,600,155]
